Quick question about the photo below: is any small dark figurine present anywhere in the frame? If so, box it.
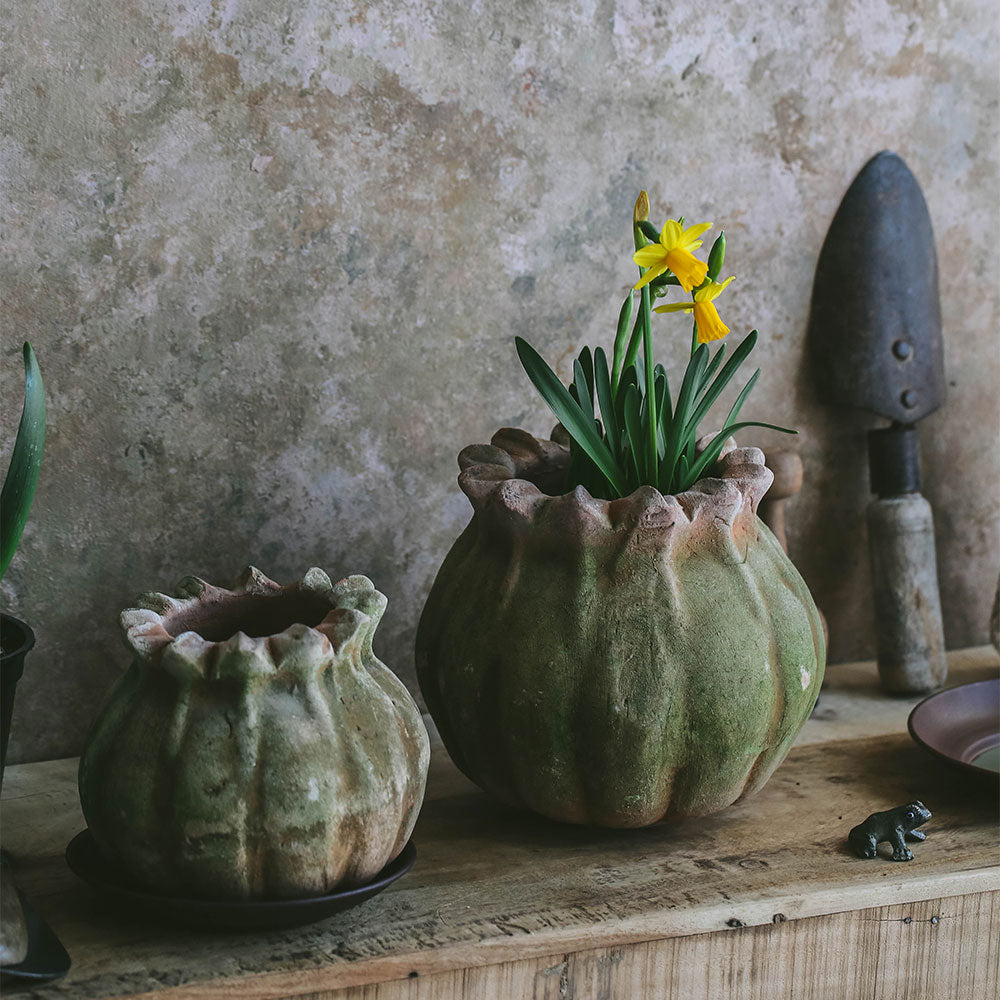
[848,801,931,861]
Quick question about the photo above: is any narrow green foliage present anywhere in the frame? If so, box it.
[622,298,645,374]
[573,359,594,422]
[673,452,691,492]
[725,369,761,428]
[593,348,619,465]
[640,284,657,484]
[654,371,670,457]
[578,346,594,400]
[701,343,726,390]
[1,343,46,580]
[661,344,708,494]
[682,330,759,442]
[614,365,637,452]
[610,294,634,392]
[685,419,792,485]
[515,337,625,497]
[513,200,795,501]
[622,383,644,484]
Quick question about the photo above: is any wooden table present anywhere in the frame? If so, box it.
[2,647,998,1000]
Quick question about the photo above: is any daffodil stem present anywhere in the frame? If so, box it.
[690,320,698,358]
[641,283,656,480]
[632,219,645,254]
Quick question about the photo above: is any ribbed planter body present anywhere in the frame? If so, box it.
[80,568,429,899]
[417,429,826,827]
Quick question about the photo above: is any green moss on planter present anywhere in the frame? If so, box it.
[417,429,825,827]
[80,567,429,899]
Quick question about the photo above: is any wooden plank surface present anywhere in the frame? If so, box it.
[297,892,1000,1000]
[2,647,998,1000]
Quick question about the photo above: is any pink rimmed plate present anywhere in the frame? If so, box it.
[908,678,1000,780]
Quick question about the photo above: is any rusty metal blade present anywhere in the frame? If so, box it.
[808,151,945,423]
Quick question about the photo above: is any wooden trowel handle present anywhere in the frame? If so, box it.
[867,494,947,692]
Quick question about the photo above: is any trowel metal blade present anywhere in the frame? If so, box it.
[808,151,945,423]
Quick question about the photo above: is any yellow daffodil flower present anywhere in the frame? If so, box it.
[632,219,712,292]
[654,276,736,343]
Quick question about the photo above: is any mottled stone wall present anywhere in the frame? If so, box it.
[2,0,998,762]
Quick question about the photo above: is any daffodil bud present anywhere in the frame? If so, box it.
[707,231,727,281]
[633,191,649,223]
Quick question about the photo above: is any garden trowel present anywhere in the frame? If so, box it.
[808,150,947,693]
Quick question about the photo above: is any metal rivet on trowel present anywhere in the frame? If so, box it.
[892,340,912,360]
[901,389,917,409]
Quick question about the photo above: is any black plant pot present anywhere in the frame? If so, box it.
[0,614,34,789]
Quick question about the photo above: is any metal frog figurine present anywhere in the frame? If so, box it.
[848,801,931,861]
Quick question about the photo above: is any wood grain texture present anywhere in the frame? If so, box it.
[797,645,998,745]
[1,647,997,1000]
[295,892,1000,1000]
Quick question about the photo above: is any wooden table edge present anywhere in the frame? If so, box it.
[6,647,997,1000]
[109,866,1000,1000]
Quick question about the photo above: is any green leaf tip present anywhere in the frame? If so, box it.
[1,343,46,580]
[514,337,626,497]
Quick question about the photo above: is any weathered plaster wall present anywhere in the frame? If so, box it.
[2,0,997,762]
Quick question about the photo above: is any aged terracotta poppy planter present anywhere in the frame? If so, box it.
[416,429,826,828]
[79,567,429,900]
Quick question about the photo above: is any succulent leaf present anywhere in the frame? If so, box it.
[1,343,46,580]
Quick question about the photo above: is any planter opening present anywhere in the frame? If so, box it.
[163,591,332,642]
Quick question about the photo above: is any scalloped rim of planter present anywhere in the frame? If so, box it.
[456,427,775,539]
[119,566,386,679]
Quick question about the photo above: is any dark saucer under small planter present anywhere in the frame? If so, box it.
[0,613,34,789]
[66,831,416,931]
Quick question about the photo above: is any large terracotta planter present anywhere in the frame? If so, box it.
[417,429,825,827]
[79,567,429,899]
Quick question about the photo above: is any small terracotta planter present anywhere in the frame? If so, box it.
[417,429,826,828]
[79,567,429,900]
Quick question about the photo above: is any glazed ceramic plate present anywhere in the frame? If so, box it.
[66,831,415,931]
[908,678,1000,779]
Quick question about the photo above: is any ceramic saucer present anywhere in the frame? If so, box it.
[66,831,415,931]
